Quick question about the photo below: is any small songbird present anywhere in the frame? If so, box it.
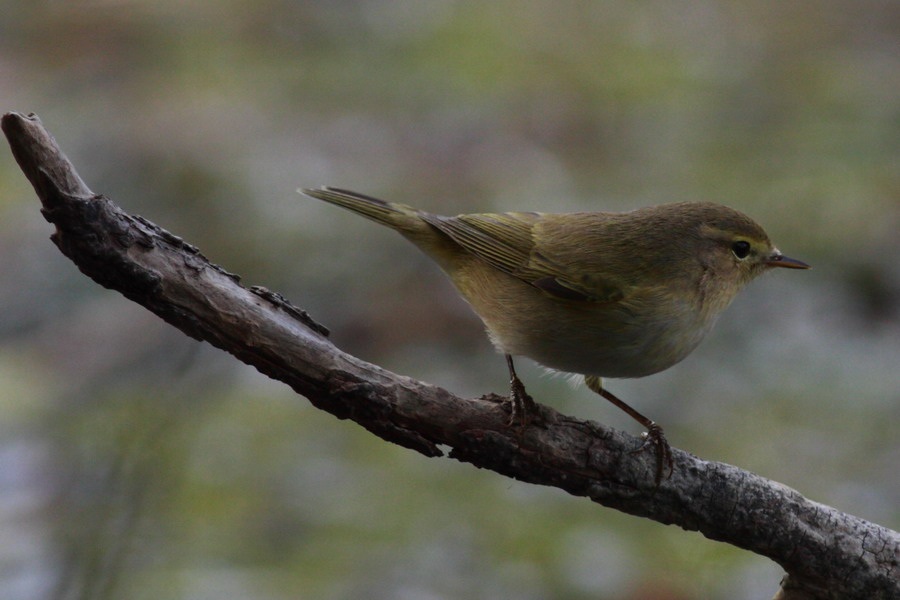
[301,187,810,482]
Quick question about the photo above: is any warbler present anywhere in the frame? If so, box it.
[300,186,810,482]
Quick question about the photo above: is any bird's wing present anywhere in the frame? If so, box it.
[421,212,625,303]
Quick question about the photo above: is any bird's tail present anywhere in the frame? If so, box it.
[300,187,424,233]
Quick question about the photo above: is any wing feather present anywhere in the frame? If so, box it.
[421,212,623,303]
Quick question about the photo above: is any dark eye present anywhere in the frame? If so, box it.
[731,240,751,259]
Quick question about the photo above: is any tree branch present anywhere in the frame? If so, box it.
[4,112,898,600]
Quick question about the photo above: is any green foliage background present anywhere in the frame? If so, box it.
[0,2,897,599]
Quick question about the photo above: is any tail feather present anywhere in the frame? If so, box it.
[300,186,421,231]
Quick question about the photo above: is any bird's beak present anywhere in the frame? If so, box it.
[765,253,810,269]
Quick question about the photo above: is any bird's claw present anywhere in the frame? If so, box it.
[506,375,538,428]
[631,423,674,486]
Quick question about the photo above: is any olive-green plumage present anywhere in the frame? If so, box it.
[301,186,808,380]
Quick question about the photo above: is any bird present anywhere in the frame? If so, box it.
[300,186,810,482]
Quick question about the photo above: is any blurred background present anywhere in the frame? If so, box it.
[1,1,898,599]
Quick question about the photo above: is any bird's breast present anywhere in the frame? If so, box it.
[454,263,721,378]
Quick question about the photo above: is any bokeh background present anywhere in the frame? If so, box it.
[1,1,898,599]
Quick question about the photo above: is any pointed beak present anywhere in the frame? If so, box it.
[765,253,810,269]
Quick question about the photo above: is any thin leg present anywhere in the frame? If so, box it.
[505,354,537,427]
[584,375,674,484]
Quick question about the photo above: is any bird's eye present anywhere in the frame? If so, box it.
[731,240,751,259]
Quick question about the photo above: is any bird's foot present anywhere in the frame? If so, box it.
[631,423,675,486]
[506,374,540,428]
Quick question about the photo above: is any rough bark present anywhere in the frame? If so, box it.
[4,112,898,600]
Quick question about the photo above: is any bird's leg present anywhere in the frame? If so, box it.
[505,354,538,427]
[584,375,674,485]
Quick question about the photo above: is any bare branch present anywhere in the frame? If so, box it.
[4,112,898,600]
